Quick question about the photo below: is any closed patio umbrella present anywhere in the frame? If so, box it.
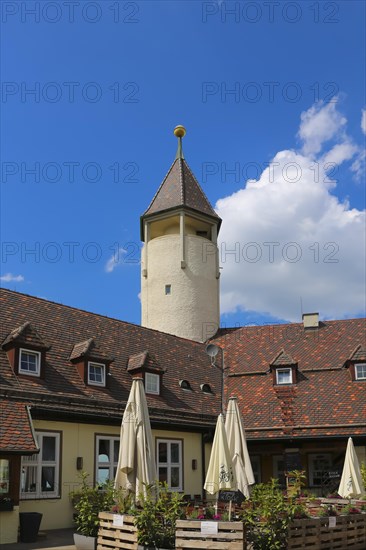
[225,396,255,498]
[115,378,156,499]
[204,414,236,495]
[338,437,365,498]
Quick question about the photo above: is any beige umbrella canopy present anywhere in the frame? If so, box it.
[204,414,236,495]
[338,437,365,498]
[115,378,156,499]
[225,397,255,498]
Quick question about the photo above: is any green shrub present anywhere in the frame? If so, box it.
[69,472,117,538]
[240,479,305,549]
[134,482,185,549]
[361,462,366,489]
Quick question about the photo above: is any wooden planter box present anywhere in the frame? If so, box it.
[98,512,138,550]
[176,519,245,549]
[287,514,366,549]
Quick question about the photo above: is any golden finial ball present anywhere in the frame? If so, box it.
[174,125,186,138]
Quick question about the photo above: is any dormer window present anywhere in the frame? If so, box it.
[270,349,297,385]
[345,345,366,381]
[70,338,113,388]
[145,372,160,395]
[200,383,213,394]
[355,363,366,381]
[19,348,41,377]
[88,362,106,387]
[2,322,49,379]
[276,368,293,385]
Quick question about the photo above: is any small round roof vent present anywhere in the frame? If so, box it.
[179,379,192,391]
[200,383,213,394]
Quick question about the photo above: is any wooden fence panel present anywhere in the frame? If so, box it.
[176,520,245,550]
[287,514,366,550]
[97,512,138,550]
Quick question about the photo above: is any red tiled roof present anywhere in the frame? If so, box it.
[142,158,221,226]
[271,349,296,366]
[213,320,366,439]
[69,338,113,363]
[0,289,221,429]
[0,400,38,454]
[349,344,366,361]
[2,321,49,350]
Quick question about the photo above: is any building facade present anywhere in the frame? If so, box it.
[0,127,365,542]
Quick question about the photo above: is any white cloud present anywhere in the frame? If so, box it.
[298,99,347,156]
[0,273,24,282]
[105,247,126,273]
[361,109,366,135]
[216,101,365,322]
[321,140,358,167]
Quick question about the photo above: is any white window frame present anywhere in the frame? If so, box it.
[21,431,60,499]
[95,435,120,485]
[88,361,106,387]
[308,453,332,487]
[355,363,366,380]
[156,439,183,491]
[276,368,292,385]
[145,372,160,395]
[19,348,41,377]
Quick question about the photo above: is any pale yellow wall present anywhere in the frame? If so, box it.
[18,420,205,530]
[141,234,220,342]
[0,506,19,544]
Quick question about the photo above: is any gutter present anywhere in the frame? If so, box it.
[26,405,40,454]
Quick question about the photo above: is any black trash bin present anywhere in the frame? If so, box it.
[19,512,43,543]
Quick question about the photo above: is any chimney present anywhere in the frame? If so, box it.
[302,312,319,329]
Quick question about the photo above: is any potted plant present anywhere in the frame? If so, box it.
[69,472,115,550]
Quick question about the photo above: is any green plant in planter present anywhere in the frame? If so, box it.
[341,502,361,515]
[361,462,366,488]
[286,470,307,499]
[240,478,303,550]
[69,472,116,538]
[134,481,185,549]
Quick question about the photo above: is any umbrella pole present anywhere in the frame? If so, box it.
[228,499,232,521]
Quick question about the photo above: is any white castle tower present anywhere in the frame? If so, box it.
[140,126,221,342]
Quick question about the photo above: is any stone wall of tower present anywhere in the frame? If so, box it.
[141,234,219,342]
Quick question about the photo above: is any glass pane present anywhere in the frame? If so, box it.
[21,352,38,372]
[171,443,179,463]
[114,440,120,463]
[170,467,180,488]
[97,468,110,484]
[159,442,167,463]
[41,467,55,492]
[158,467,167,483]
[99,439,110,462]
[22,466,37,493]
[277,370,291,384]
[42,436,56,461]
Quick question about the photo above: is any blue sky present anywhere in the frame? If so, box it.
[1,0,365,330]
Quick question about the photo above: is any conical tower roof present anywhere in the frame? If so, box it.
[141,126,221,239]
